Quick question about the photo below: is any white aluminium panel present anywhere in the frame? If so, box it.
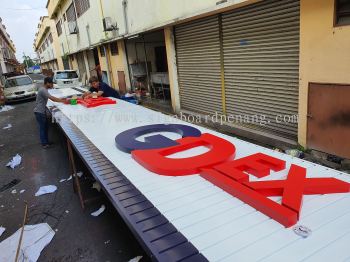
[50,91,350,262]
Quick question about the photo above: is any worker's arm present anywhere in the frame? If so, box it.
[81,91,91,99]
[48,95,67,103]
[84,91,104,99]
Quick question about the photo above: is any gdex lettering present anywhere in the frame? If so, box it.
[115,124,350,228]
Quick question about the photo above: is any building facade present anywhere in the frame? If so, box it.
[39,0,350,158]
[34,16,64,74]
[0,18,17,77]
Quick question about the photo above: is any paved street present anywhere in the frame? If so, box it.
[0,101,148,261]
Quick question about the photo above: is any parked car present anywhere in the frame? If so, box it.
[53,70,82,89]
[3,75,37,102]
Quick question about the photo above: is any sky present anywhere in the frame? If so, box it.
[0,0,48,62]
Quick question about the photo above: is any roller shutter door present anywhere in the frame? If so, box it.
[222,0,300,139]
[175,16,222,115]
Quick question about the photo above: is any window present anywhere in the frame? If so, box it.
[5,76,33,88]
[110,42,119,56]
[74,0,90,18]
[99,46,105,57]
[335,0,350,26]
[66,3,77,22]
[48,33,53,43]
[55,71,79,79]
[56,20,62,36]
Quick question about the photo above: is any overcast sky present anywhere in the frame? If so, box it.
[0,0,47,62]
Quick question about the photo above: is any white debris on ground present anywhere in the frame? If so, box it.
[0,223,55,262]
[11,189,17,194]
[6,154,22,169]
[0,105,15,113]
[0,227,5,237]
[92,182,102,192]
[0,144,4,147]
[128,256,143,262]
[20,190,25,194]
[91,205,106,217]
[60,172,82,182]
[2,124,12,130]
[35,185,57,197]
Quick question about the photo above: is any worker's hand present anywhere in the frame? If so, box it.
[84,94,92,100]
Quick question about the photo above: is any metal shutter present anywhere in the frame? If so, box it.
[222,0,300,139]
[175,16,222,115]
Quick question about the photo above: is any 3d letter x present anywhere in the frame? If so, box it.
[201,154,350,227]
[245,164,350,218]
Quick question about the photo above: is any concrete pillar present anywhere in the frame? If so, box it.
[119,40,131,91]
[83,50,91,82]
[164,26,180,113]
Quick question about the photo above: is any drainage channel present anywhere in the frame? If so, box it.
[0,179,21,193]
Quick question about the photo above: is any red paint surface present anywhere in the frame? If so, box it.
[132,134,236,176]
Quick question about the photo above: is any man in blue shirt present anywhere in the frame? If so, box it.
[82,76,120,99]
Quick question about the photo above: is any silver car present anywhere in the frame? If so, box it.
[4,75,37,102]
[53,70,82,89]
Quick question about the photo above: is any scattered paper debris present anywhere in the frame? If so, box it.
[91,205,106,217]
[59,178,67,183]
[0,227,5,237]
[104,240,110,245]
[0,205,4,208]
[67,176,72,181]
[20,190,25,194]
[2,124,12,130]
[0,144,4,147]
[77,171,83,178]
[0,223,55,262]
[35,185,57,197]
[286,149,304,158]
[129,256,143,262]
[6,154,22,169]
[11,189,17,194]
[92,182,102,192]
[0,105,14,113]
[65,210,69,214]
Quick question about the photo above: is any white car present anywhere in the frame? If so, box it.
[4,75,37,102]
[53,70,82,89]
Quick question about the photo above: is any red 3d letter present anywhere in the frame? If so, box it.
[132,133,236,176]
[245,164,350,218]
[201,160,350,227]
[213,153,286,182]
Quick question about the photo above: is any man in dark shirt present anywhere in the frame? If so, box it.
[82,76,120,99]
